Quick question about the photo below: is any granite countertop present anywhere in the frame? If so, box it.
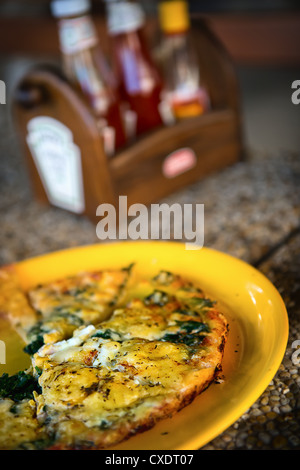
[1,100,300,449]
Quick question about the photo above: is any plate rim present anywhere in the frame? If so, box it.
[3,241,289,449]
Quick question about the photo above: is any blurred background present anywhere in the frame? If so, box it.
[0,0,300,153]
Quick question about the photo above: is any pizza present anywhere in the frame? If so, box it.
[24,266,133,352]
[0,265,228,450]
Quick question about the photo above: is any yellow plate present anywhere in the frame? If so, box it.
[0,241,289,450]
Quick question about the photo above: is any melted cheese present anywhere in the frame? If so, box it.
[0,268,228,450]
[0,398,47,450]
[36,338,198,430]
[25,268,132,347]
[33,287,226,445]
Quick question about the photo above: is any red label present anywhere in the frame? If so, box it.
[162,148,197,179]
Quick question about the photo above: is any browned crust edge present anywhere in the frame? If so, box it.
[48,318,229,450]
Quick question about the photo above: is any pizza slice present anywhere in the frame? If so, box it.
[30,269,228,450]
[24,265,133,352]
[0,264,133,354]
[0,371,49,450]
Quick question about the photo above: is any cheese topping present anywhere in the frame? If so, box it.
[0,268,228,450]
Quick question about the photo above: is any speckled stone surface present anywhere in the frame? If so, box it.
[202,233,300,450]
[1,100,300,449]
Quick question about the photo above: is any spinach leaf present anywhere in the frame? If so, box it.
[186,297,215,310]
[122,263,135,273]
[92,329,121,341]
[152,271,175,285]
[0,371,41,402]
[144,290,171,306]
[176,320,210,334]
[161,320,209,347]
[23,335,44,356]
[161,332,206,347]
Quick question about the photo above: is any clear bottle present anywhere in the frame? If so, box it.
[158,0,210,120]
[51,0,126,156]
[104,0,164,137]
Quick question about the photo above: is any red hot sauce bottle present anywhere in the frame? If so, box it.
[51,0,126,156]
[104,0,164,137]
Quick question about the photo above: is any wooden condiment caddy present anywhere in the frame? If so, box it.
[13,18,243,223]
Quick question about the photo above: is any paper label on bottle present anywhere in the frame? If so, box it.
[26,117,85,214]
[107,2,145,35]
[162,148,197,179]
[58,15,98,54]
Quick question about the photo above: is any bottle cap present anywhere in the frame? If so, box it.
[158,1,190,34]
[106,2,145,35]
[50,0,91,18]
